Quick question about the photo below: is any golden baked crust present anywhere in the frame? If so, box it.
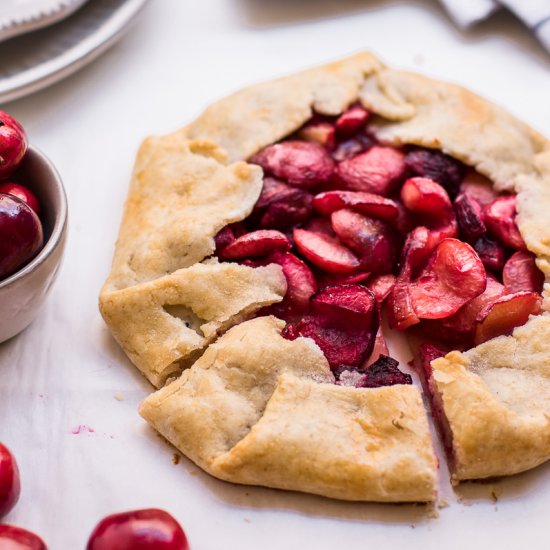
[100,51,550,499]
[100,261,286,387]
[430,314,550,482]
[140,317,437,502]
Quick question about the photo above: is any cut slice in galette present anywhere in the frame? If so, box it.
[100,52,550,502]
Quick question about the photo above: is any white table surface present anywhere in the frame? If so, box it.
[2,1,550,548]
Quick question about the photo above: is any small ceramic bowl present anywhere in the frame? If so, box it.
[0,145,67,343]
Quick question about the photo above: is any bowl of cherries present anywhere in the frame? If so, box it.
[0,111,67,343]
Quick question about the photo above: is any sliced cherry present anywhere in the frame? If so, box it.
[293,222,360,274]
[0,525,46,550]
[296,284,378,370]
[404,147,464,198]
[311,283,376,317]
[266,252,317,320]
[250,141,335,188]
[297,120,336,150]
[86,509,189,550]
[0,443,20,518]
[483,195,526,250]
[214,225,235,255]
[219,230,290,260]
[316,270,371,289]
[313,190,399,221]
[445,274,504,337]
[429,220,459,243]
[335,146,406,196]
[459,170,497,208]
[422,275,506,345]
[393,200,416,236]
[400,176,457,237]
[335,104,370,136]
[367,273,396,303]
[473,234,505,273]
[387,278,419,331]
[260,192,313,230]
[503,250,544,293]
[387,227,432,331]
[400,226,434,276]
[252,177,313,230]
[358,355,412,388]
[409,239,486,319]
[332,133,375,162]
[454,192,486,243]
[365,324,390,367]
[401,177,453,220]
[474,292,542,345]
[254,177,295,210]
[331,209,398,273]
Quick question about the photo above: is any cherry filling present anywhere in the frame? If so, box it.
[213,103,544,390]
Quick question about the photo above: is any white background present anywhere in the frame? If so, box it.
[2,0,550,548]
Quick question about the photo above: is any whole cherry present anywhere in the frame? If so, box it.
[0,183,40,214]
[0,193,43,280]
[0,525,46,550]
[0,443,20,518]
[0,111,27,180]
[86,509,189,550]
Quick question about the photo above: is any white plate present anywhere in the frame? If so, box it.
[0,0,149,104]
[0,0,89,44]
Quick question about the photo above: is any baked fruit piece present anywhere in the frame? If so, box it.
[100,52,550,500]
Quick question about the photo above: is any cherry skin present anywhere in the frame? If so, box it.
[0,443,20,518]
[0,193,43,280]
[86,509,189,550]
[0,111,28,180]
[0,183,40,214]
[0,525,46,550]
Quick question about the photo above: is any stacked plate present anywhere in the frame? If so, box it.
[0,0,149,103]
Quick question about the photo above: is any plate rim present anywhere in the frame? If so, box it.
[0,0,149,105]
[0,0,90,44]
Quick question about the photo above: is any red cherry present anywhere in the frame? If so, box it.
[0,193,43,280]
[409,238,487,320]
[87,509,189,550]
[313,190,399,221]
[474,291,542,345]
[335,146,406,196]
[218,230,290,260]
[0,112,28,180]
[296,284,378,370]
[0,183,40,214]
[502,250,544,294]
[293,223,360,274]
[334,104,370,137]
[0,443,20,518]
[250,141,335,188]
[483,195,525,250]
[0,525,46,550]
[297,120,336,150]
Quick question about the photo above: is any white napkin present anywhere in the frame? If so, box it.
[439,0,550,53]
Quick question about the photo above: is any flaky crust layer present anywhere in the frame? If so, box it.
[140,317,437,502]
[100,52,550,499]
[431,314,550,482]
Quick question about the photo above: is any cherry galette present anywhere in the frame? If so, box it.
[213,115,543,378]
[101,53,550,501]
